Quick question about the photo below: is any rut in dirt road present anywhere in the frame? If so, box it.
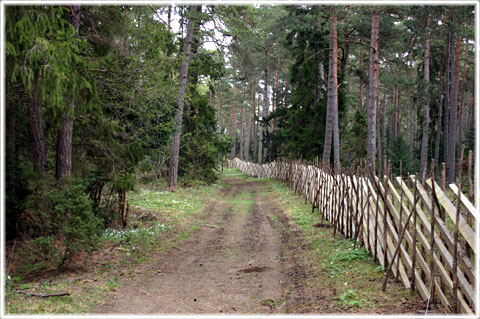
[94,178,305,314]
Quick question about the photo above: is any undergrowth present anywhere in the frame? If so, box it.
[6,181,221,314]
[266,177,420,313]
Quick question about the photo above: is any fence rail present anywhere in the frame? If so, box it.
[227,158,477,314]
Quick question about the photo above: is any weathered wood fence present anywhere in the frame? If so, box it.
[227,157,477,314]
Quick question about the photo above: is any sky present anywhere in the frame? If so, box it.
[155,6,230,51]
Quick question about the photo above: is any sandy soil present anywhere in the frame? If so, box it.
[93,177,426,315]
[94,179,301,314]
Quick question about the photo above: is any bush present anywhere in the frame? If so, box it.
[15,178,102,273]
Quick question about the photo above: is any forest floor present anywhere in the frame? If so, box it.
[6,168,444,315]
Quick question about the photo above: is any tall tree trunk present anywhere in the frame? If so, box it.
[263,69,269,162]
[284,61,290,106]
[367,10,380,173]
[444,34,451,166]
[392,87,398,142]
[168,5,197,191]
[408,48,414,167]
[376,110,382,174]
[434,49,445,164]
[217,82,222,132]
[382,90,387,162]
[420,16,430,181]
[240,86,245,160]
[376,75,381,174]
[56,5,80,180]
[56,102,75,180]
[359,44,364,109]
[271,57,280,133]
[259,67,268,164]
[396,89,402,141]
[458,41,468,149]
[230,86,237,159]
[322,9,338,169]
[468,70,475,137]
[245,80,255,161]
[167,6,171,30]
[253,98,258,163]
[447,32,459,183]
[331,11,341,172]
[29,77,48,176]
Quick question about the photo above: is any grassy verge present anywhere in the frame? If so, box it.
[5,182,221,314]
[264,178,423,313]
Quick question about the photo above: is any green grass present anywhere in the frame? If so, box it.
[261,297,285,309]
[224,189,254,215]
[265,178,418,313]
[6,181,222,314]
[222,168,244,177]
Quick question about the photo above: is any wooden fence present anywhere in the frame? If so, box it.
[227,157,477,314]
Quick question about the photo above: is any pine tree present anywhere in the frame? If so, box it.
[168,5,198,191]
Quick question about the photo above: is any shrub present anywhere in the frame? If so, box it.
[49,179,102,267]
[15,178,102,273]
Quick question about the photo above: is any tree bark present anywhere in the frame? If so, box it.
[392,87,398,142]
[367,10,380,173]
[230,86,237,159]
[245,80,255,161]
[217,81,222,133]
[359,44,364,109]
[396,89,402,141]
[376,75,381,174]
[447,32,460,183]
[56,102,75,180]
[331,11,340,172]
[376,110,382,174]
[434,49,444,164]
[444,34,451,166]
[168,5,197,191]
[468,69,475,137]
[56,5,80,180]
[408,48,414,167]
[29,77,48,176]
[420,16,430,181]
[322,10,339,170]
[240,86,245,160]
[382,90,387,162]
[271,57,280,133]
[253,97,258,163]
[263,69,269,162]
[458,41,468,149]
[259,66,269,164]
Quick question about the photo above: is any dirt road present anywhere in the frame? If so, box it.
[94,175,427,315]
[94,178,311,314]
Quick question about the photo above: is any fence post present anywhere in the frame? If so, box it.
[452,145,465,313]
[410,175,418,293]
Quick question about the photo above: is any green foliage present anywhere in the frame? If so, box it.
[330,246,370,263]
[342,109,368,167]
[336,289,370,309]
[267,6,331,161]
[387,137,414,176]
[178,38,229,183]
[7,6,94,122]
[16,178,102,273]
[15,236,58,274]
[50,179,102,263]
[179,92,224,183]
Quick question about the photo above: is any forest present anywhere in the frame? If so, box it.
[4,3,477,315]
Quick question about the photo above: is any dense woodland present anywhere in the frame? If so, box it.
[5,5,475,272]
